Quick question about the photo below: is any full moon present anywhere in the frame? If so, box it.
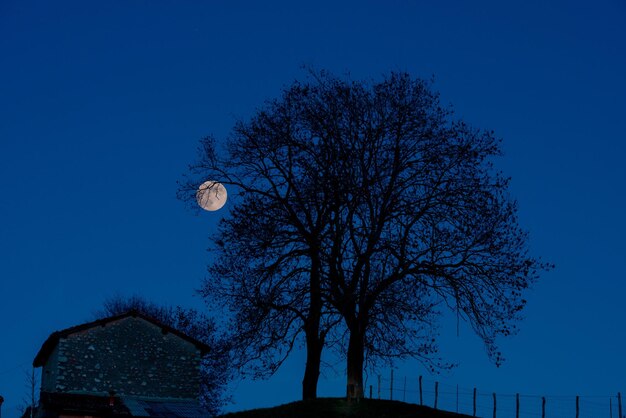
[196,181,227,211]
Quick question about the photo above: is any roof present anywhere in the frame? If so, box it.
[38,392,211,418]
[122,397,210,418]
[38,391,131,417]
[33,310,211,367]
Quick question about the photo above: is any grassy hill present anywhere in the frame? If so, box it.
[219,398,474,418]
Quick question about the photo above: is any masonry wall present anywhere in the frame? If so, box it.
[47,316,202,399]
[41,344,59,392]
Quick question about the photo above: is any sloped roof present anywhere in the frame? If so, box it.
[123,397,210,418]
[38,392,211,418]
[33,310,211,367]
[39,391,131,417]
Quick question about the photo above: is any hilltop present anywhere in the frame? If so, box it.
[219,398,473,418]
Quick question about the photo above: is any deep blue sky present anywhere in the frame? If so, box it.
[1,1,625,416]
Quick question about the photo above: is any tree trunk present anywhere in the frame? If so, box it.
[346,324,365,400]
[302,331,323,400]
[302,254,323,400]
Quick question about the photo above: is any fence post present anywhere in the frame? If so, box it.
[493,393,497,418]
[610,397,613,418]
[419,376,423,405]
[377,375,381,399]
[390,369,394,401]
[516,393,520,418]
[619,392,623,418]
[456,384,459,413]
[542,396,546,418]
[576,395,579,418]
[473,388,477,417]
[403,376,407,402]
[434,381,439,410]
[369,385,372,399]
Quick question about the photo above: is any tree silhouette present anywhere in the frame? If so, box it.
[180,70,550,400]
[311,73,551,397]
[181,92,343,398]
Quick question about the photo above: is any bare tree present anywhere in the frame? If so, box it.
[309,73,551,397]
[17,367,38,418]
[180,70,550,400]
[181,93,345,398]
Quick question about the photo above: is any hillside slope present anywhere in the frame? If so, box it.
[219,398,474,418]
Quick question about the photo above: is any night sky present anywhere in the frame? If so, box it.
[1,1,625,417]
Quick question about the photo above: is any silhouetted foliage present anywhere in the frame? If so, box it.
[180,70,551,399]
[95,295,230,415]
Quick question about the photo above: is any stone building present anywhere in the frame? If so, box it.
[32,310,211,418]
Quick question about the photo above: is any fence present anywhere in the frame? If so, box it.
[367,372,624,418]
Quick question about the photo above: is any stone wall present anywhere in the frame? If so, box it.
[41,344,59,392]
[46,316,202,398]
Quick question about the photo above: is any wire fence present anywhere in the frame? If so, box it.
[366,372,624,418]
